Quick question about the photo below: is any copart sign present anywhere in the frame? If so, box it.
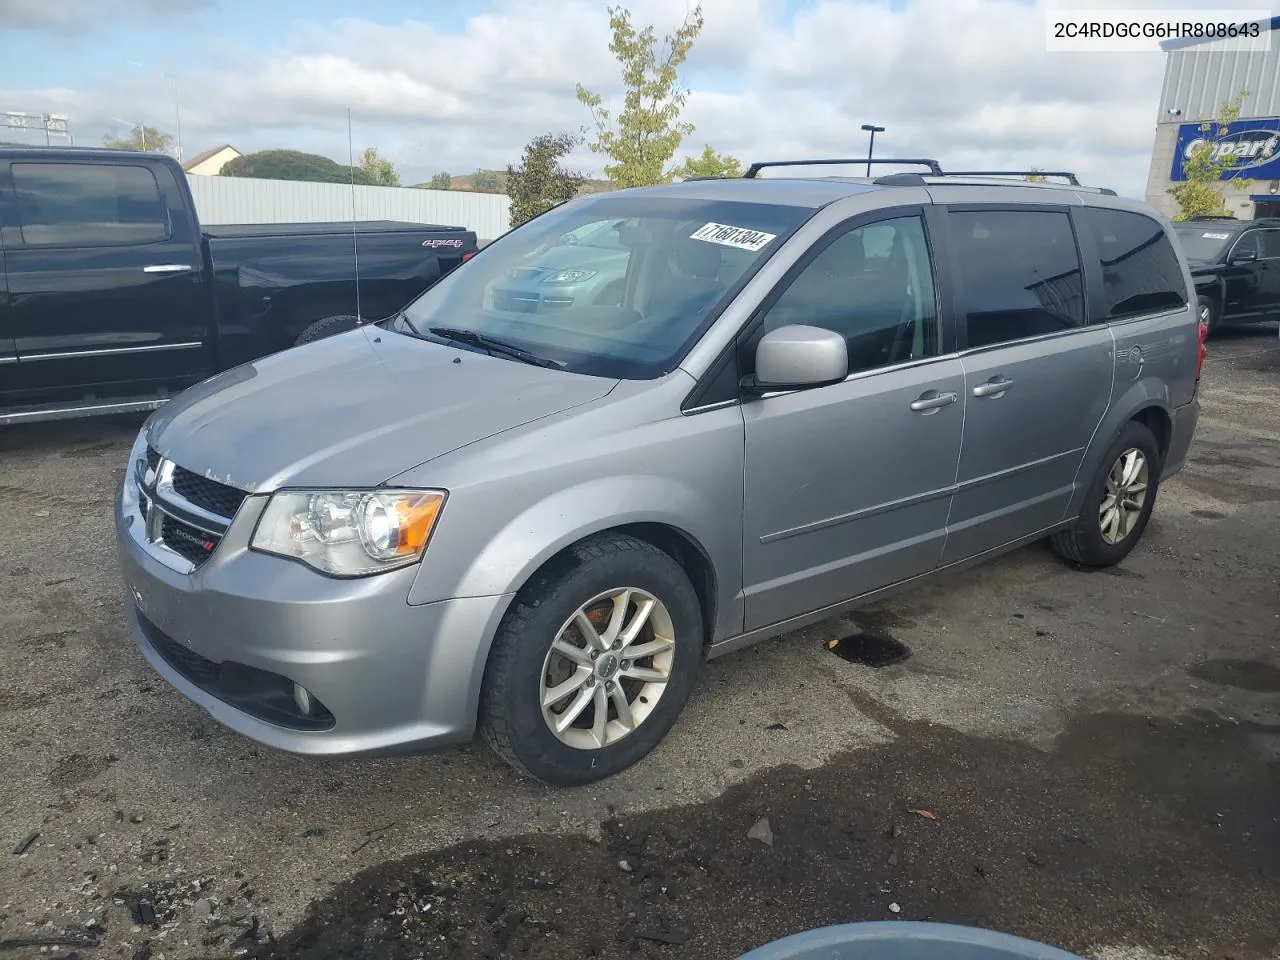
[1170,118,1280,181]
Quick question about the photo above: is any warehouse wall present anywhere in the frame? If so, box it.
[186,174,512,242]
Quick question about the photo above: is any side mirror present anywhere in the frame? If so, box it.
[1230,248,1259,264]
[743,324,848,395]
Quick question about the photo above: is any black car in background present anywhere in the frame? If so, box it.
[1171,217,1280,336]
[0,148,478,425]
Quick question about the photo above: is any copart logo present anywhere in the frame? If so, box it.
[1184,130,1280,171]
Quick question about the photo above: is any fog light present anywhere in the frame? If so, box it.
[293,682,314,716]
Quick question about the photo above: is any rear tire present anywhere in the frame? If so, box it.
[479,533,703,786]
[1051,420,1162,568]
[294,314,362,346]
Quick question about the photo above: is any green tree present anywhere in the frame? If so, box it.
[359,147,400,186]
[102,124,174,153]
[1168,91,1253,220]
[1024,169,1048,183]
[221,150,375,185]
[505,132,585,228]
[678,145,741,179]
[472,169,503,192]
[576,4,704,188]
[428,172,453,190]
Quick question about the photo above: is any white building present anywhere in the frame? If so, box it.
[1145,16,1280,221]
[182,144,242,177]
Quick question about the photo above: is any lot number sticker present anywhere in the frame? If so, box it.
[690,222,777,252]
[1202,232,1231,240]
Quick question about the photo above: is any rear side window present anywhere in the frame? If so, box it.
[1083,208,1187,320]
[1262,230,1280,259]
[12,162,170,247]
[948,209,1086,349]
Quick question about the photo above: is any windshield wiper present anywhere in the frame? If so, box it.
[427,326,564,369]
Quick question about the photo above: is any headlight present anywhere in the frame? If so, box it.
[541,269,597,283]
[251,489,446,577]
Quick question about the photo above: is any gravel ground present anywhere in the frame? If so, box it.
[1,324,1277,960]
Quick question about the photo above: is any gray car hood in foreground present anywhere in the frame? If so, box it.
[146,326,618,492]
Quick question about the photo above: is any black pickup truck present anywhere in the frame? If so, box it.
[1171,217,1280,336]
[0,148,478,424]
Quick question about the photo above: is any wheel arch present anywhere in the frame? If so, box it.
[1065,383,1173,518]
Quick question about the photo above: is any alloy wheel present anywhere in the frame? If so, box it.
[539,588,676,750]
[1100,448,1150,545]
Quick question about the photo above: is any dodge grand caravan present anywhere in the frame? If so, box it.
[116,160,1204,786]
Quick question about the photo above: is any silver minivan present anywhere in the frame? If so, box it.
[116,163,1204,785]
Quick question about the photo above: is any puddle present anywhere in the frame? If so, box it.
[825,633,911,667]
[1189,658,1280,694]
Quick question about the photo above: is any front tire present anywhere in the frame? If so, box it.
[1051,420,1162,568]
[479,533,703,786]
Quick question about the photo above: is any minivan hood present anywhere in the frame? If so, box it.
[145,326,617,492]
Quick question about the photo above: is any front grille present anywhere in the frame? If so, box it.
[171,466,248,519]
[161,515,217,567]
[144,617,221,685]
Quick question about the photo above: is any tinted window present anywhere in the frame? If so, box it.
[1262,230,1280,259]
[12,163,170,246]
[1172,224,1235,260]
[758,215,938,373]
[1232,231,1263,258]
[1084,208,1188,320]
[950,210,1085,348]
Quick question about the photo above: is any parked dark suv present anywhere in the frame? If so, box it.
[1172,217,1280,335]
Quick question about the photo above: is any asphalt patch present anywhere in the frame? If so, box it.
[1190,658,1280,693]
[264,701,1279,960]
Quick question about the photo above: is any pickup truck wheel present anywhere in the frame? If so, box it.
[294,314,362,346]
[479,533,703,786]
[1197,295,1219,338]
[1051,420,1161,568]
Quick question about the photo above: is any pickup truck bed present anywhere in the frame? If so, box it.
[0,149,479,425]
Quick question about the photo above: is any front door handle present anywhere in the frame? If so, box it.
[143,264,194,274]
[972,377,1014,398]
[910,390,958,413]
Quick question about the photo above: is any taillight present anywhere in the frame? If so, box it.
[461,250,477,263]
[1195,316,1208,381]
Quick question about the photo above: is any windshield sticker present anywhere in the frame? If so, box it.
[690,222,777,252]
[1201,232,1231,240]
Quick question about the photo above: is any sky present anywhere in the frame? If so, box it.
[0,0,1246,198]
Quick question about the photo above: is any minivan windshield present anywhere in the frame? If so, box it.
[398,194,811,378]
[1173,223,1236,261]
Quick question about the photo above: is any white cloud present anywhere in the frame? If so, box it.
[0,0,212,33]
[1,0,1211,197]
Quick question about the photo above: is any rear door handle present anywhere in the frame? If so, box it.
[143,264,194,274]
[910,390,958,413]
[972,377,1014,398]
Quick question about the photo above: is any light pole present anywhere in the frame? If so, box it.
[127,60,182,163]
[861,123,885,177]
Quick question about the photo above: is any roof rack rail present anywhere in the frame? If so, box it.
[743,158,943,178]
[940,170,1081,186]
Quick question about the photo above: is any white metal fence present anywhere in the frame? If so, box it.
[186,174,512,241]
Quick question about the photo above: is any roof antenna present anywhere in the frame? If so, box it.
[347,107,362,325]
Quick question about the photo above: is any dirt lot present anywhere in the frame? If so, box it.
[1,325,1277,960]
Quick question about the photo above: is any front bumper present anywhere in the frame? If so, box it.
[115,482,513,757]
